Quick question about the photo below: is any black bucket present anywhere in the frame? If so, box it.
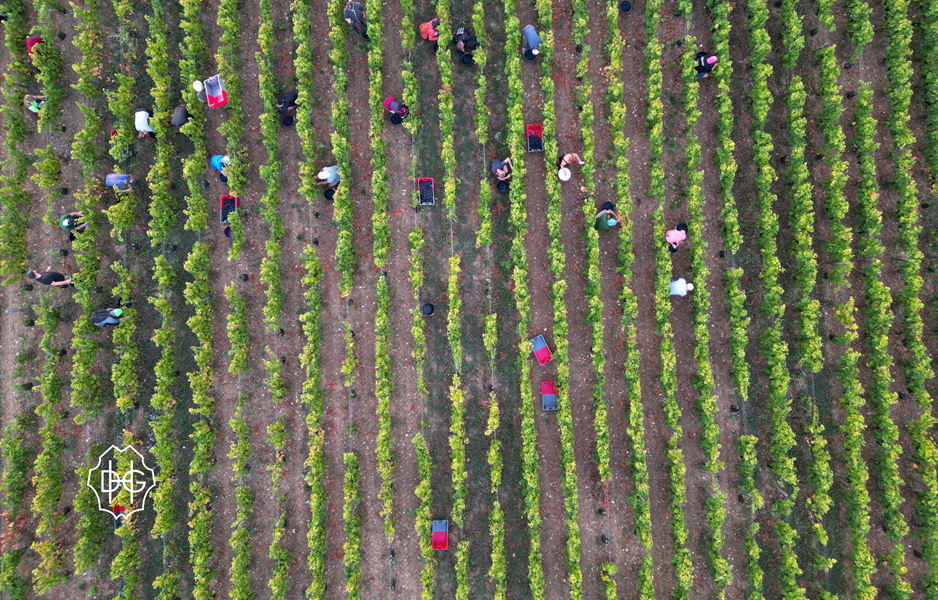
[496,180,509,193]
[224,225,232,239]
[422,303,435,316]
[461,53,474,65]
[281,114,295,127]
[324,187,336,201]
[390,113,403,125]
[619,0,632,12]
[523,49,537,62]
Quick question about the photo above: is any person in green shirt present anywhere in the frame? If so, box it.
[24,94,46,114]
[60,211,88,237]
[594,208,621,231]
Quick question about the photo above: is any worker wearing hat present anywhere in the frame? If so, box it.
[595,207,621,231]
[59,211,88,235]
[91,308,124,327]
[192,80,207,103]
[317,165,341,187]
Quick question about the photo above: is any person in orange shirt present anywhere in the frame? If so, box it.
[420,18,440,44]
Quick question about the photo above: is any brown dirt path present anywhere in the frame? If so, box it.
[376,2,425,597]
[610,3,680,597]
[686,2,746,596]
[511,0,575,597]
[548,1,610,598]
[583,0,646,592]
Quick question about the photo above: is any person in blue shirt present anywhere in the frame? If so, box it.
[522,25,542,61]
[210,155,230,183]
[317,165,341,187]
[105,173,137,193]
[669,278,695,297]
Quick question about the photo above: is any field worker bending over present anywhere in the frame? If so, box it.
[666,223,688,253]
[595,207,621,232]
[669,278,694,297]
[317,165,341,187]
[105,173,137,193]
[522,25,542,61]
[135,110,155,138]
[695,52,718,79]
[92,308,124,327]
[491,156,512,181]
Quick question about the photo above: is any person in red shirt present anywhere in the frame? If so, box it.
[26,36,42,57]
[420,18,440,44]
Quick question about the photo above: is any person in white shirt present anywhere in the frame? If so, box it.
[669,278,694,297]
[135,110,155,138]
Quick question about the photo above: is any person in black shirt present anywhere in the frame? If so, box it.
[453,27,477,53]
[172,105,190,132]
[344,1,370,41]
[26,267,71,288]
[695,52,718,79]
[276,90,299,115]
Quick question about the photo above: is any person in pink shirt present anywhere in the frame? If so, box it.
[666,223,687,253]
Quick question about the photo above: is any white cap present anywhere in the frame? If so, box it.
[686,283,695,291]
[558,167,571,181]
[532,48,540,55]
[222,155,231,165]
[318,169,330,179]
[192,80,203,92]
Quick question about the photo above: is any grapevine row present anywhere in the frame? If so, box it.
[216,0,246,194]
[503,0,544,593]
[109,431,143,598]
[255,0,283,335]
[149,255,181,600]
[735,436,764,600]
[747,1,805,596]
[227,396,252,600]
[72,445,109,577]
[804,400,834,572]
[179,0,209,232]
[300,246,326,597]
[106,0,135,165]
[817,47,852,287]
[881,0,938,589]
[606,1,653,595]
[69,0,104,177]
[534,0,585,594]
[30,0,64,131]
[368,0,388,264]
[574,0,608,485]
[0,0,32,280]
[370,0,393,548]
[447,254,470,597]
[435,0,456,217]
[816,40,881,598]
[473,0,491,248]
[647,0,693,595]
[708,0,749,401]
[145,0,176,245]
[850,85,912,599]
[184,241,217,600]
[375,274,394,541]
[110,262,138,411]
[293,0,317,204]
[784,77,822,372]
[680,39,731,594]
[267,419,289,598]
[815,42,875,596]
[0,413,32,598]
[330,0,355,294]
[924,1,938,196]
[343,452,363,599]
[29,297,66,592]
[68,189,101,423]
